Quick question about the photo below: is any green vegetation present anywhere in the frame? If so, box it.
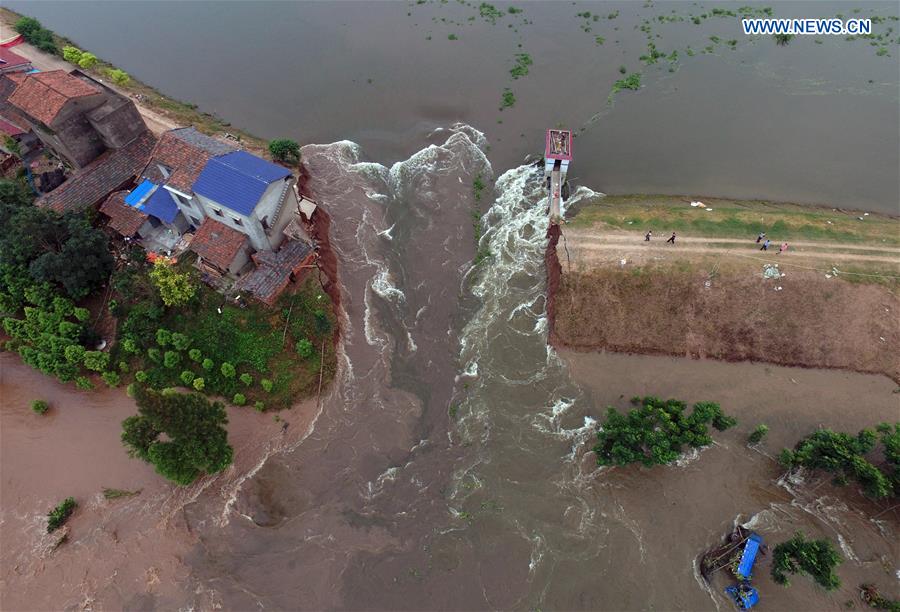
[595,36,605,45]
[608,72,642,104]
[779,425,898,499]
[771,533,842,590]
[509,53,533,79]
[149,259,196,307]
[31,399,50,415]
[268,139,301,164]
[448,33,459,40]
[860,584,900,611]
[774,33,795,46]
[14,16,57,53]
[471,174,491,267]
[102,487,141,499]
[103,67,131,86]
[499,88,516,109]
[46,497,77,532]
[748,424,769,445]
[594,396,736,467]
[479,2,503,24]
[122,386,233,486]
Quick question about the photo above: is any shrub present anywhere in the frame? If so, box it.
[220,362,236,378]
[180,370,195,385]
[47,497,77,532]
[101,371,121,387]
[192,377,205,391]
[135,370,148,383]
[202,358,214,371]
[771,533,841,590]
[126,383,136,397]
[82,350,110,372]
[104,68,131,85]
[118,361,129,373]
[749,424,769,445]
[233,393,247,406]
[188,348,202,362]
[268,139,300,164]
[14,17,57,54]
[170,332,191,351]
[239,373,253,386]
[254,401,265,412]
[63,344,85,364]
[261,378,273,393]
[62,46,83,63]
[295,339,314,359]
[149,260,196,307]
[163,350,180,368]
[31,399,50,415]
[147,348,161,363]
[73,307,90,322]
[121,337,139,354]
[77,52,98,69]
[155,328,172,346]
[594,396,736,467]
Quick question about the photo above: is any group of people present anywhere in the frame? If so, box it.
[756,232,789,254]
[642,230,789,254]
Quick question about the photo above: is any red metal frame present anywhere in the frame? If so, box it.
[545,129,572,161]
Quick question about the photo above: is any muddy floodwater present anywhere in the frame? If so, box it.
[1,0,899,609]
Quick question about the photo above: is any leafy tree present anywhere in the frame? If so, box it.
[46,497,77,532]
[170,332,191,351]
[14,17,57,54]
[780,428,895,499]
[0,179,34,225]
[254,401,265,412]
[147,348,161,363]
[104,68,130,85]
[261,378,273,393]
[239,372,253,386]
[121,337,139,354]
[594,396,736,467]
[31,399,50,415]
[118,360,129,373]
[155,328,172,346]
[149,259,196,307]
[75,376,93,390]
[749,424,769,445]
[134,370,148,383]
[192,377,205,391]
[268,139,300,164]
[64,344,85,365]
[120,386,233,485]
[101,371,120,387]
[296,338,313,358]
[163,350,180,368]
[62,45,83,63]
[771,532,841,590]
[233,393,246,406]
[73,307,90,322]
[180,370,195,385]
[77,52,97,69]
[82,350,110,372]
[220,362,236,378]
[202,358,214,371]
[188,348,202,362]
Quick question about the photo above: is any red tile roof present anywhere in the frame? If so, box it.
[100,190,148,236]
[8,70,101,125]
[142,127,237,194]
[37,130,158,214]
[0,116,24,136]
[0,47,31,72]
[191,218,248,271]
[235,239,315,305]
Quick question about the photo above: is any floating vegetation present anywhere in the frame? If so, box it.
[499,87,516,109]
[608,10,619,20]
[774,33,794,46]
[595,36,605,45]
[448,33,458,40]
[47,497,77,533]
[102,487,142,499]
[479,2,503,24]
[608,72,642,104]
[639,41,666,64]
[509,53,533,79]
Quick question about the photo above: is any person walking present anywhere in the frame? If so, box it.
[756,232,766,243]
[645,230,652,242]
[666,232,676,244]
[778,242,788,254]
[760,238,771,251]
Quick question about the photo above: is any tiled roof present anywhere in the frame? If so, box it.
[100,190,148,236]
[235,239,315,305]
[192,151,291,216]
[8,70,101,125]
[0,47,31,72]
[37,130,158,214]
[142,127,237,193]
[190,217,248,271]
[0,116,24,136]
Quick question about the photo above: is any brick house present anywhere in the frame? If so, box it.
[190,217,251,277]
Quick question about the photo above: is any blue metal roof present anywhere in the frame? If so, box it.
[141,187,181,224]
[192,151,291,216]
[735,534,763,580]
[125,179,156,206]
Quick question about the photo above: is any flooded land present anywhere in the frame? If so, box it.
[1,1,898,610]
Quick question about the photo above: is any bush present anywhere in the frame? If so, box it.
[163,350,180,368]
[14,17,57,54]
[31,399,50,415]
[77,52,97,69]
[771,532,841,590]
[188,348,202,362]
[749,424,769,445]
[296,339,314,359]
[126,383,136,397]
[268,139,300,164]
[261,378,273,393]
[594,396,736,467]
[254,401,265,412]
[239,372,253,386]
[135,370,148,383]
[149,260,196,307]
[192,377,205,391]
[220,362,236,378]
[63,344,85,365]
[121,337,139,354]
[156,328,171,346]
[47,497,77,532]
[62,46,83,63]
[82,350,110,372]
[75,376,93,390]
[147,348,161,363]
[180,370,195,385]
[233,393,247,406]
[202,358,214,371]
[118,361,129,373]
[170,332,191,351]
[101,371,120,387]
[73,307,90,322]
[104,68,130,85]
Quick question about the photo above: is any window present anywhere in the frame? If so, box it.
[190,216,202,227]
[157,164,171,179]
[213,208,223,217]
[232,217,243,226]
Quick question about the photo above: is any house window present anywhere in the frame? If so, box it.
[190,216,202,227]
[232,217,243,227]
[213,208,223,217]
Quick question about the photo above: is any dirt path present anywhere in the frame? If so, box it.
[560,227,900,269]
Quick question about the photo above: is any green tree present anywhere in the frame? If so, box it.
[148,260,196,307]
[594,396,736,467]
[170,332,191,351]
[155,328,172,346]
[188,348,202,362]
[14,17,57,54]
[239,372,253,386]
[101,371,121,387]
[192,377,205,391]
[31,399,50,415]
[163,350,180,368]
[180,370,195,385]
[134,370,148,383]
[46,497,77,532]
[268,139,300,164]
[77,52,97,69]
[220,362,236,378]
[104,68,130,85]
[232,393,246,406]
[82,350,110,372]
[261,378,273,393]
[62,45,83,63]
[202,358,214,371]
[296,338,313,358]
[749,424,769,445]
[771,533,841,590]
[120,386,233,486]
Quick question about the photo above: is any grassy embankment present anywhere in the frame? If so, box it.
[552,195,900,381]
[0,7,266,151]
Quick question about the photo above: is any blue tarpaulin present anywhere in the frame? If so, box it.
[141,187,180,223]
[736,534,763,580]
[125,179,156,207]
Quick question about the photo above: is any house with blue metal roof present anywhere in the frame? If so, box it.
[191,150,298,251]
